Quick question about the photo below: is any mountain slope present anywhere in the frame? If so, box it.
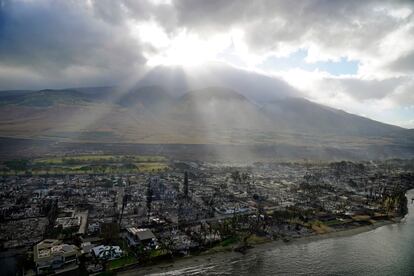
[137,64,300,102]
[0,85,412,159]
[262,97,406,138]
[117,86,175,107]
[0,89,93,107]
[174,87,272,134]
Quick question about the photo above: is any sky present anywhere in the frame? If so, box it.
[0,0,413,128]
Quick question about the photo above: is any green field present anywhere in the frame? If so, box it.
[34,154,166,164]
[1,154,169,175]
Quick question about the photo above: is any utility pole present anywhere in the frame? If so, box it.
[184,171,189,198]
[146,179,153,223]
[119,194,128,228]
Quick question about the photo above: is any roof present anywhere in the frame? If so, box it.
[81,242,96,254]
[127,227,156,241]
[34,239,78,262]
[55,216,81,229]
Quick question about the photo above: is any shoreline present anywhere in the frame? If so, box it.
[119,218,399,275]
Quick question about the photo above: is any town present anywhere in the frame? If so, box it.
[1,156,413,275]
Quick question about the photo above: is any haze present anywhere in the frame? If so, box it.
[2,2,414,276]
[0,0,413,128]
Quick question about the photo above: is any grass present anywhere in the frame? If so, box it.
[1,154,169,176]
[149,249,168,258]
[220,236,239,247]
[203,245,233,254]
[246,234,269,245]
[135,162,169,172]
[34,154,166,165]
[324,219,344,226]
[203,236,240,254]
[108,255,138,270]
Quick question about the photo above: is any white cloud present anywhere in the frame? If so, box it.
[0,0,413,127]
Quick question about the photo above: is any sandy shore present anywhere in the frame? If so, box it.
[118,219,397,275]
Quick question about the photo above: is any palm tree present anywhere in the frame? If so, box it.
[159,235,175,256]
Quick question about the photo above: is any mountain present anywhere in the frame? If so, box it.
[181,87,248,102]
[0,89,93,107]
[117,86,175,107]
[136,64,300,102]
[0,73,413,160]
[0,90,34,98]
[174,87,272,133]
[261,97,406,138]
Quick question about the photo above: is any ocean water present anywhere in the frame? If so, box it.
[3,191,414,276]
[149,189,414,276]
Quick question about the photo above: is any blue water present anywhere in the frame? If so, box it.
[150,189,414,276]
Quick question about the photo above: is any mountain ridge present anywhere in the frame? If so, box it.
[0,84,412,161]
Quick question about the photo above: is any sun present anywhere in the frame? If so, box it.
[130,21,228,67]
[146,32,221,67]
[129,20,235,67]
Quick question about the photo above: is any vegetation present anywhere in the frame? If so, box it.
[34,155,166,164]
[107,255,137,270]
[0,154,169,176]
[4,159,29,172]
[220,236,239,247]
[309,221,331,234]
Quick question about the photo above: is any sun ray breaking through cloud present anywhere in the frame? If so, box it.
[0,0,413,127]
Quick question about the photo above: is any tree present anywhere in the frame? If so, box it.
[159,234,175,256]
[5,159,29,174]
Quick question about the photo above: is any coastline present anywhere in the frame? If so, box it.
[119,218,398,275]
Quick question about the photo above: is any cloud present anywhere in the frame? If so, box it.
[0,0,413,127]
[388,50,414,74]
[165,1,412,60]
[0,0,146,89]
[326,77,405,101]
[279,68,414,128]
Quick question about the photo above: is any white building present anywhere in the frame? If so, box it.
[33,239,79,274]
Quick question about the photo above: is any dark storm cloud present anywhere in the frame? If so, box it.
[168,0,411,57]
[0,0,413,110]
[0,0,145,89]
